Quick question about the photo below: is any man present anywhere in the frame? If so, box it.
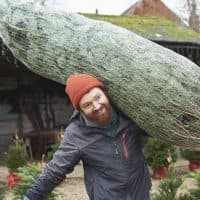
[24,74,151,200]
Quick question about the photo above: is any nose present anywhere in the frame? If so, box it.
[93,101,101,111]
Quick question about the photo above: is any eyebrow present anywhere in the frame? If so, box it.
[81,92,102,108]
[82,102,91,108]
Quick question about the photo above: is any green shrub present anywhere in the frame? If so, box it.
[187,171,200,200]
[45,141,60,163]
[5,137,28,171]
[12,163,57,200]
[177,195,192,200]
[0,181,7,200]
[181,149,200,162]
[44,129,63,163]
[176,171,200,200]
[144,138,178,170]
[151,169,200,200]
[152,168,183,200]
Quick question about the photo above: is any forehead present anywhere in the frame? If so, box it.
[79,87,104,104]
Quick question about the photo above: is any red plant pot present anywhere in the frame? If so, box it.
[152,165,169,179]
[6,170,21,188]
[189,160,200,171]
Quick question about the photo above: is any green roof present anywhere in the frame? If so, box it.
[83,14,200,43]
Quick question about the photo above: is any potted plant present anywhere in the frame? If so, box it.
[11,163,58,199]
[4,134,28,188]
[0,181,7,199]
[181,149,200,171]
[144,138,178,179]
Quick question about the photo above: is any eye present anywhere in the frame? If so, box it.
[95,94,101,100]
[82,103,91,109]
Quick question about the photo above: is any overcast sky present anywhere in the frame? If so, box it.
[4,0,199,17]
[46,0,182,15]
[44,0,200,23]
[1,0,197,25]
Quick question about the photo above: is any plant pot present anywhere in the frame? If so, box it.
[189,160,200,171]
[6,169,21,188]
[152,165,169,179]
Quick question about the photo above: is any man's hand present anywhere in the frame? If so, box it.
[23,196,30,200]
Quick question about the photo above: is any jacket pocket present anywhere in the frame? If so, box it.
[121,132,129,161]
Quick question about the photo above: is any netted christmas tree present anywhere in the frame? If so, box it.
[0,0,199,149]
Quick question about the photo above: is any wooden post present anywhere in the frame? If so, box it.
[16,60,24,138]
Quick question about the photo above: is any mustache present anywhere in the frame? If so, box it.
[92,104,111,116]
[93,106,104,115]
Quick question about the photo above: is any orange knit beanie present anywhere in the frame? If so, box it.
[65,74,105,109]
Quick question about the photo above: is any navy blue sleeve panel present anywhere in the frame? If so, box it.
[25,129,81,200]
[137,127,151,147]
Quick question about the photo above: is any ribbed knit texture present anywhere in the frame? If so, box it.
[65,74,105,109]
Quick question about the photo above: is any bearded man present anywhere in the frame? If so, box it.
[24,74,151,200]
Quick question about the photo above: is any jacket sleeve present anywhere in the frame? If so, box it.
[25,128,81,200]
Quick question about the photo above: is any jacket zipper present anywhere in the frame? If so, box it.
[121,132,129,161]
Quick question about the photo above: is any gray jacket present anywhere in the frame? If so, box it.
[25,110,151,200]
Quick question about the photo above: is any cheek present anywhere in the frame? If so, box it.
[101,98,111,108]
[100,96,109,104]
[82,108,93,117]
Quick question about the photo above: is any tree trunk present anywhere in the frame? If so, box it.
[186,0,200,32]
[0,1,200,149]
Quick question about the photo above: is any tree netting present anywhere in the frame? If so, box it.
[0,1,199,149]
